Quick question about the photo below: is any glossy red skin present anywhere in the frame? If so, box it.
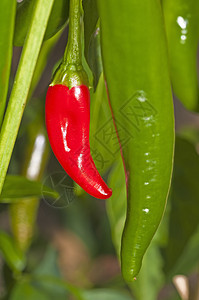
[45,84,112,199]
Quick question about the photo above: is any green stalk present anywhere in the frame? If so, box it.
[0,0,54,195]
[0,0,16,128]
[63,0,82,66]
[51,0,88,88]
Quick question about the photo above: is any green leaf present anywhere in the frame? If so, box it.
[162,136,199,276]
[83,0,99,65]
[11,276,82,300]
[31,248,70,299]
[34,279,69,300]
[0,0,54,194]
[168,225,199,278]
[106,159,126,256]
[0,175,59,203]
[10,281,49,300]
[83,289,133,300]
[29,29,63,99]
[87,23,102,89]
[0,0,16,127]
[33,246,60,277]
[14,0,69,46]
[178,127,199,146]
[0,231,26,272]
[90,73,118,173]
[30,275,85,300]
[43,0,69,40]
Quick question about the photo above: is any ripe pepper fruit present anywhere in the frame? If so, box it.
[45,0,112,199]
[162,0,199,111]
[97,0,174,281]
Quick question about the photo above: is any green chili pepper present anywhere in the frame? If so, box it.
[0,0,16,128]
[9,119,49,252]
[97,0,174,281]
[162,0,199,111]
[14,0,69,47]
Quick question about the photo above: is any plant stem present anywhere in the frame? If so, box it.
[0,0,16,128]
[0,0,54,195]
[63,0,82,66]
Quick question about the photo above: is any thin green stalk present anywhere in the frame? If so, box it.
[0,0,16,128]
[0,0,54,195]
[52,0,88,88]
[63,0,82,65]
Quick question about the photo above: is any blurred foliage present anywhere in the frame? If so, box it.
[0,175,59,203]
[0,1,199,300]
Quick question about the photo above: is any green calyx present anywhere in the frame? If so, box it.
[51,0,88,89]
[51,63,89,88]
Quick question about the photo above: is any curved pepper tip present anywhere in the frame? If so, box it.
[106,187,112,198]
[45,84,112,200]
[96,186,112,200]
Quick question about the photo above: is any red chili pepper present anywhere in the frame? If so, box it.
[45,0,111,199]
[45,84,112,199]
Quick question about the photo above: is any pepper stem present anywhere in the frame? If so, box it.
[64,0,82,66]
[51,0,88,88]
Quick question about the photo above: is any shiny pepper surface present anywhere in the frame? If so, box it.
[163,0,199,111]
[46,84,112,199]
[97,0,175,281]
[45,0,111,199]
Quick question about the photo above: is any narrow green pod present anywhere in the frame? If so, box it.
[97,0,174,281]
[162,0,199,111]
[0,0,16,127]
[14,0,69,46]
